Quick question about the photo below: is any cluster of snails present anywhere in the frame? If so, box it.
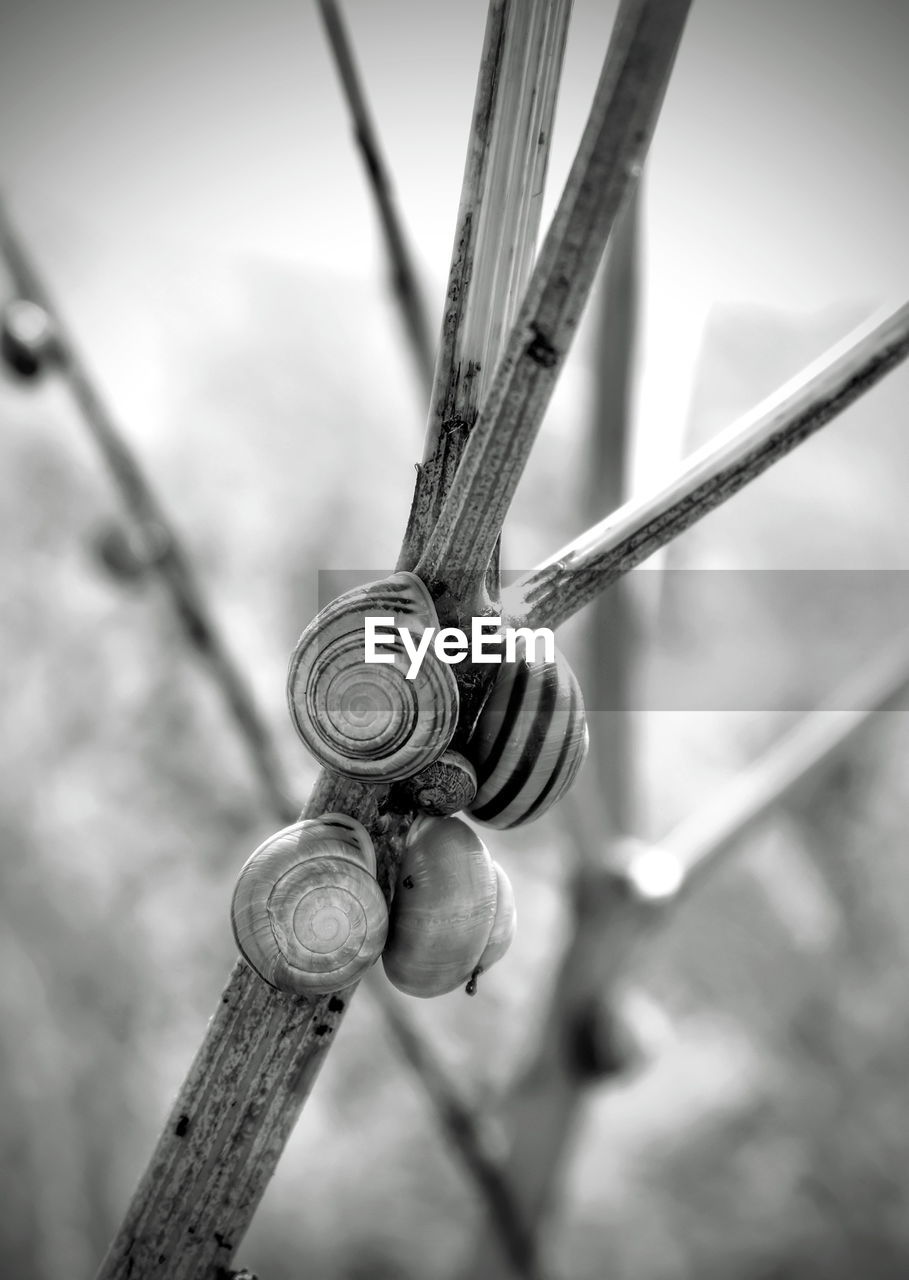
[230,571,588,998]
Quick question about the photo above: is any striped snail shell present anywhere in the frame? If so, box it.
[231,814,388,995]
[382,816,517,998]
[287,571,459,783]
[465,638,588,829]
[1,299,58,379]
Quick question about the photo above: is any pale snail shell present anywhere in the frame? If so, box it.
[287,571,459,782]
[382,816,517,998]
[1,299,58,379]
[231,814,388,995]
[465,638,588,829]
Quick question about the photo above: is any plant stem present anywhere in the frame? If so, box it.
[462,185,644,1280]
[469,629,909,1280]
[0,199,518,1268]
[317,0,435,401]
[415,0,691,614]
[517,300,909,631]
[399,0,571,577]
[365,973,543,1280]
[93,4,579,1275]
[664,630,909,894]
[0,196,297,824]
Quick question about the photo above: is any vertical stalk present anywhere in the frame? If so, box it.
[399,0,572,577]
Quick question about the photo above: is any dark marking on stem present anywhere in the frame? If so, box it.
[402,875,415,889]
[174,1114,190,1138]
[313,1023,332,1037]
[328,995,345,1013]
[525,325,558,369]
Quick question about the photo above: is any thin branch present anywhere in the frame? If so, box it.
[663,630,909,894]
[0,196,297,823]
[415,0,691,613]
[317,0,435,400]
[0,199,523,1265]
[400,0,572,575]
[517,300,909,630]
[578,185,640,833]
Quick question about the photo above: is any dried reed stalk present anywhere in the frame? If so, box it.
[518,301,909,631]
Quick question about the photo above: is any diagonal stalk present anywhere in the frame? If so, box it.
[662,630,909,893]
[317,0,435,400]
[472,631,909,1280]
[0,196,297,823]
[516,300,909,631]
[400,0,572,576]
[463,182,645,1280]
[416,0,691,616]
[0,199,527,1265]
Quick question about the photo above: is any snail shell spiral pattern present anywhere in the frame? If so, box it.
[231,814,388,996]
[382,816,516,998]
[465,638,588,829]
[287,571,459,782]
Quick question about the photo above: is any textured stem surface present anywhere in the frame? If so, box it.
[518,301,909,630]
[416,0,691,610]
[400,0,571,577]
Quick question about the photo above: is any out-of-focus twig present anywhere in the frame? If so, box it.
[463,183,644,1280]
[89,7,586,1275]
[400,0,572,577]
[415,0,691,611]
[364,971,542,1280]
[518,300,909,631]
[578,186,640,833]
[662,630,909,895]
[317,0,435,401]
[0,195,297,824]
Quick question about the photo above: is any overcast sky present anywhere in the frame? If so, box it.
[1,0,906,480]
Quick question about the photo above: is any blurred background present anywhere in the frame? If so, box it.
[1,1,909,1277]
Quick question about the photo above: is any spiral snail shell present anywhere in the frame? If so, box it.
[287,572,459,782]
[382,816,516,998]
[465,638,588,829]
[231,814,388,995]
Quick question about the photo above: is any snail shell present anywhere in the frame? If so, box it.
[466,639,588,829]
[1,299,58,379]
[231,814,388,995]
[382,817,516,998]
[287,571,459,782]
[397,749,478,816]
